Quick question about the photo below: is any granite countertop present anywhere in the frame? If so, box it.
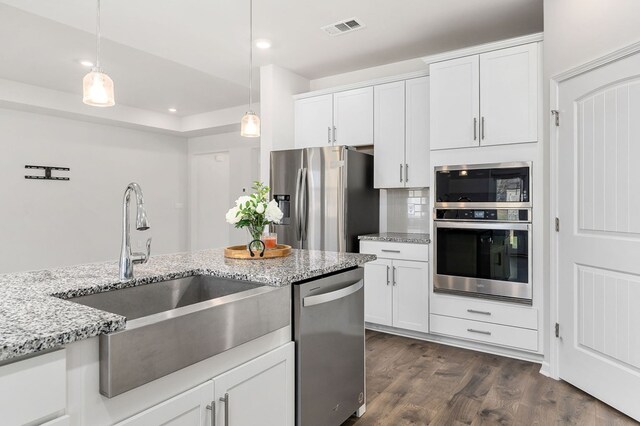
[0,249,375,362]
[359,232,431,244]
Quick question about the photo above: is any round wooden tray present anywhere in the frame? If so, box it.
[224,244,292,259]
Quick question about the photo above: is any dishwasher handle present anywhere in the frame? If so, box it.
[303,280,363,307]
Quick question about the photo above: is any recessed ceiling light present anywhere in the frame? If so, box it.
[255,39,272,49]
[79,60,94,67]
[168,108,177,113]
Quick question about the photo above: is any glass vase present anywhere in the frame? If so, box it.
[246,225,264,253]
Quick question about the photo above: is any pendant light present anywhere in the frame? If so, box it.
[240,0,260,137]
[83,0,115,107]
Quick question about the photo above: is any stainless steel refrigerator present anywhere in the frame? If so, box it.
[270,146,379,252]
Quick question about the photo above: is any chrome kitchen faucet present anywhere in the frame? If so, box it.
[119,182,151,281]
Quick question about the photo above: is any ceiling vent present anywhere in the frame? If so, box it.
[321,18,365,36]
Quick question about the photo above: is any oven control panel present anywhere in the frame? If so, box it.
[435,208,530,222]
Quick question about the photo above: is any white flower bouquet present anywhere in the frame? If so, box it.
[225,181,283,250]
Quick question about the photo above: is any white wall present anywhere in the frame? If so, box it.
[188,131,260,247]
[259,65,310,183]
[0,108,188,273]
[310,57,427,91]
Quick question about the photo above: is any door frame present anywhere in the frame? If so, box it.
[549,40,640,380]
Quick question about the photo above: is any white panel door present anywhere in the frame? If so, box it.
[116,381,214,426]
[480,43,538,146]
[190,152,230,250]
[557,51,640,421]
[333,87,374,146]
[364,259,393,326]
[405,76,430,187]
[294,94,333,148]
[392,260,429,333]
[429,55,479,150]
[373,81,405,188]
[213,343,294,426]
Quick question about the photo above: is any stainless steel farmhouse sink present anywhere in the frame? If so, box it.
[68,275,290,397]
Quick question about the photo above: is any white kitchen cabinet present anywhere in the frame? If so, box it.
[404,77,430,187]
[374,81,406,188]
[429,42,538,150]
[116,381,214,426]
[393,260,430,332]
[364,258,393,326]
[333,86,374,146]
[213,342,294,426]
[0,349,66,426]
[294,87,373,148]
[479,43,538,146]
[362,243,429,334]
[294,94,333,148]
[374,77,430,189]
[430,55,480,150]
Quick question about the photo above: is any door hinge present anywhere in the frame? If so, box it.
[555,217,560,232]
[551,110,560,127]
[555,322,560,338]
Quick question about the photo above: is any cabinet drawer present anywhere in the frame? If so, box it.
[430,314,538,352]
[0,349,66,425]
[430,294,537,330]
[360,241,428,262]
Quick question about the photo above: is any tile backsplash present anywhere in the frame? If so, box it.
[385,188,430,233]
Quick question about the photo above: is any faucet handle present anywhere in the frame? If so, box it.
[132,237,152,265]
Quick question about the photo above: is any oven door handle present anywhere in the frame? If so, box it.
[303,280,363,307]
[434,221,530,231]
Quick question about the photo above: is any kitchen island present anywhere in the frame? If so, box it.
[0,248,374,425]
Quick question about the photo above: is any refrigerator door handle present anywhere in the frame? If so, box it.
[294,168,303,242]
[300,168,308,242]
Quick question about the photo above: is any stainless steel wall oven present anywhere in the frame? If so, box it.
[434,162,532,304]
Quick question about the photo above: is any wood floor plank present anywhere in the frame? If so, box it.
[344,331,638,426]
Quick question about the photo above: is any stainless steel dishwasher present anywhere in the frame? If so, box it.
[293,267,365,426]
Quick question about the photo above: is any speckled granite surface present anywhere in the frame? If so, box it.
[0,249,375,362]
[359,232,431,244]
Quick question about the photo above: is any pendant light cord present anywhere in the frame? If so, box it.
[248,0,253,111]
[95,0,101,69]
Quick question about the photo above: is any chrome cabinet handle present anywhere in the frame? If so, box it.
[381,249,401,253]
[400,164,403,182]
[467,309,492,316]
[467,328,491,335]
[481,117,485,140]
[405,164,408,182]
[473,118,477,140]
[327,126,331,144]
[392,266,397,286]
[333,126,337,143]
[386,265,390,286]
[219,393,229,426]
[206,401,216,426]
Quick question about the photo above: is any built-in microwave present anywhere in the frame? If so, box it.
[435,162,531,208]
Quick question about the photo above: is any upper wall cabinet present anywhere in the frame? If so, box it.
[374,77,429,188]
[294,94,333,148]
[294,87,373,148]
[333,87,374,146]
[430,43,539,150]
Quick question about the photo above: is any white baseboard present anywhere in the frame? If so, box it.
[366,323,544,364]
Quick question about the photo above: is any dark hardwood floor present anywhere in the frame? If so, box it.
[343,330,638,426]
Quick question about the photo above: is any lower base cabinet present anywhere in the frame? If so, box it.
[117,342,294,426]
[364,258,429,333]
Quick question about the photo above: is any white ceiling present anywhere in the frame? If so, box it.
[0,0,543,116]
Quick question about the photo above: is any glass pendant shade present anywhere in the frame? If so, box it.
[83,68,115,107]
[240,111,260,137]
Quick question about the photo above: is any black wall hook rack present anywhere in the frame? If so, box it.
[24,165,70,181]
